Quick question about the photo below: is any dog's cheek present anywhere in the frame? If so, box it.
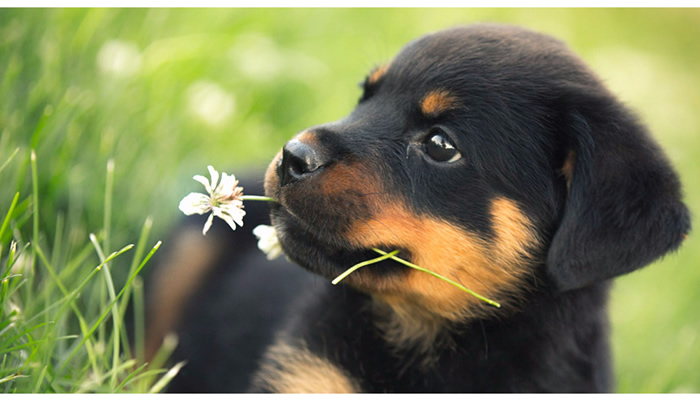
[346,197,541,319]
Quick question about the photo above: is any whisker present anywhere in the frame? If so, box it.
[357,191,389,197]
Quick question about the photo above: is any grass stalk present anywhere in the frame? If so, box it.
[371,248,501,308]
[30,150,38,279]
[0,147,20,175]
[88,233,120,391]
[331,250,400,285]
[34,243,102,378]
[59,241,161,372]
[118,216,152,323]
[141,333,177,392]
[0,192,19,243]
[148,361,186,394]
[241,195,277,202]
[132,276,145,366]
[104,159,114,257]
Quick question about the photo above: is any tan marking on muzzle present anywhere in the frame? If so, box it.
[317,161,384,198]
[346,197,538,321]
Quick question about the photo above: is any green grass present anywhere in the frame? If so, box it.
[1,8,699,393]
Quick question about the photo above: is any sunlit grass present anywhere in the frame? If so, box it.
[0,151,173,393]
[1,8,698,393]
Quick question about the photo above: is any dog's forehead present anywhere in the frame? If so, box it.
[384,25,585,94]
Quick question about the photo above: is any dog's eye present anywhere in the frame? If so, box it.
[423,130,462,163]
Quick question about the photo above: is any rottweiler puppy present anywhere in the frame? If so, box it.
[146,24,690,393]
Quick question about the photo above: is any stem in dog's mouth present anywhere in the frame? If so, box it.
[333,248,501,308]
[240,195,277,202]
[179,166,500,308]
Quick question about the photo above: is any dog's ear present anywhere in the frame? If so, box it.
[546,97,691,292]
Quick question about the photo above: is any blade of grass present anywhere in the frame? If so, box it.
[0,321,54,353]
[58,239,98,282]
[122,368,168,392]
[111,217,154,365]
[0,373,28,385]
[31,150,38,279]
[32,365,49,393]
[88,233,120,391]
[4,242,27,278]
[118,216,152,324]
[132,276,145,366]
[331,250,400,285]
[0,147,19,175]
[0,192,20,244]
[140,333,177,392]
[58,241,161,373]
[103,159,114,258]
[33,243,133,327]
[34,243,102,378]
[86,359,137,393]
[372,248,501,308]
[148,361,185,394]
[50,213,65,272]
[114,362,148,392]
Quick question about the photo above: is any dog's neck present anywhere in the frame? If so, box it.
[370,294,449,356]
[366,268,553,363]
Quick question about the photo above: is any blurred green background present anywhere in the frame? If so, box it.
[0,8,698,393]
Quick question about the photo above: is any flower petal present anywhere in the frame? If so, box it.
[202,213,214,235]
[193,175,212,195]
[212,206,244,231]
[178,193,212,215]
[218,202,245,227]
[252,224,283,260]
[217,172,239,199]
[207,165,219,194]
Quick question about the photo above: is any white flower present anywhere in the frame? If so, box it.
[97,39,142,77]
[179,166,245,235]
[253,224,283,260]
[187,80,235,127]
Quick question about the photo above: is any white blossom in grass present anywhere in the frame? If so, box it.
[178,166,245,235]
[97,39,142,77]
[253,224,283,260]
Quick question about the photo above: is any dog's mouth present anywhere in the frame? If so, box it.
[268,202,408,285]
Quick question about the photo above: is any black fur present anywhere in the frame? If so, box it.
[152,24,690,392]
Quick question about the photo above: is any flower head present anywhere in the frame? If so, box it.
[252,224,283,260]
[179,165,245,235]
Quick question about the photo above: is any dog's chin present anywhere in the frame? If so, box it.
[269,206,406,284]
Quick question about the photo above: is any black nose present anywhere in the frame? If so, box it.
[277,138,329,186]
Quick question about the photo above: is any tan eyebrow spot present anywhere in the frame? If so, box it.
[367,63,390,85]
[421,89,458,117]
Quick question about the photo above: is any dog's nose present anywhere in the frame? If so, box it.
[277,138,329,186]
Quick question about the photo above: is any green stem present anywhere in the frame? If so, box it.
[331,250,400,285]
[31,150,39,279]
[58,241,161,373]
[241,195,277,202]
[371,248,501,308]
[88,234,120,392]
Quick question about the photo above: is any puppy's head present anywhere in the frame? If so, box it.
[264,24,690,321]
